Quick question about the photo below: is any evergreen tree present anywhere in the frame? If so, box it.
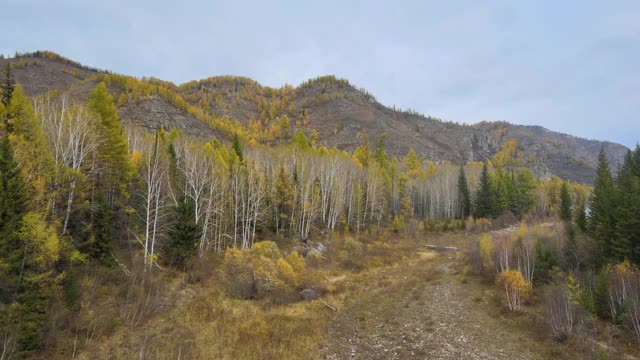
[616,149,640,263]
[575,204,587,232]
[165,197,201,269]
[474,161,492,218]
[589,148,618,264]
[1,62,15,107]
[274,163,293,236]
[232,133,244,162]
[457,165,471,218]
[0,137,28,302]
[559,181,572,222]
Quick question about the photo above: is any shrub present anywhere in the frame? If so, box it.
[338,237,364,269]
[219,242,319,303]
[543,283,583,341]
[496,269,530,311]
[219,248,254,299]
[479,234,494,274]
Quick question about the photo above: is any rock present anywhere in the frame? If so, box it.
[313,242,326,253]
[300,288,319,301]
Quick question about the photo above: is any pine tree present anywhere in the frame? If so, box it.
[457,165,471,218]
[232,133,243,162]
[616,149,640,263]
[165,197,202,268]
[0,137,28,302]
[274,163,293,236]
[474,161,492,218]
[589,148,618,264]
[559,181,572,222]
[1,62,15,107]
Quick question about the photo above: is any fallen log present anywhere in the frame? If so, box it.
[425,245,459,252]
[318,298,337,312]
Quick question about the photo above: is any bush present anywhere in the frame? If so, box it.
[543,283,583,341]
[479,234,495,275]
[496,269,530,312]
[338,237,364,269]
[219,242,318,303]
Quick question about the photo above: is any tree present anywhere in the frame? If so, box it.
[273,163,293,237]
[165,197,202,269]
[0,137,28,303]
[457,165,471,218]
[88,82,130,206]
[474,161,492,218]
[559,181,572,222]
[589,148,618,264]
[1,63,15,108]
[88,82,131,261]
[232,133,244,162]
[616,149,640,263]
[496,269,530,312]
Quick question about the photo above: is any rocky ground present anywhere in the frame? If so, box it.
[320,233,544,360]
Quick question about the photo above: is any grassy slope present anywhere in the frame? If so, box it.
[45,228,640,360]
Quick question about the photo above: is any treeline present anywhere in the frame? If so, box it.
[0,64,587,356]
[470,145,640,346]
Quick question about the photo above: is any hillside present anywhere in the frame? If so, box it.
[1,51,629,183]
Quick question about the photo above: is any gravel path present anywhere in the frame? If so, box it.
[321,238,544,360]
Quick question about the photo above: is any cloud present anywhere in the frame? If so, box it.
[1,0,638,147]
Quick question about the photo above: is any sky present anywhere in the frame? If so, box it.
[1,0,639,148]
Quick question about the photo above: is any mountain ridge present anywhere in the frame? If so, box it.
[0,50,630,184]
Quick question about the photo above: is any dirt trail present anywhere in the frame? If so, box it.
[321,234,544,360]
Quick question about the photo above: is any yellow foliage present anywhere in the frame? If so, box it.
[276,258,297,286]
[479,233,494,272]
[496,269,530,311]
[286,251,306,274]
[250,241,281,260]
[20,212,61,269]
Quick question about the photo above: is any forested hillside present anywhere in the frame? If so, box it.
[1,54,639,359]
[0,51,629,184]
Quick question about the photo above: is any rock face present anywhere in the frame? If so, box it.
[1,53,630,184]
[118,96,217,138]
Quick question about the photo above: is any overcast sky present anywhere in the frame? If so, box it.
[1,0,638,147]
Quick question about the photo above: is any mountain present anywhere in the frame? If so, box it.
[0,51,629,184]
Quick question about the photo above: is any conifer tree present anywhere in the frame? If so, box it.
[0,137,28,302]
[88,82,130,206]
[474,161,492,218]
[87,83,130,261]
[165,197,201,268]
[232,133,243,162]
[274,163,293,236]
[1,63,15,107]
[589,148,618,264]
[457,165,471,218]
[559,181,572,222]
[615,149,640,263]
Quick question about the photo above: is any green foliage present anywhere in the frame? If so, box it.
[474,161,492,219]
[589,148,617,265]
[165,197,202,268]
[290,129,310,151]
[559,181,572,222]
[232,133,244,162]
[0,137,28,302]
[534,240,558,285]
[1,62,15,107]
[89,82,131,203]
[457,166,471,219]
